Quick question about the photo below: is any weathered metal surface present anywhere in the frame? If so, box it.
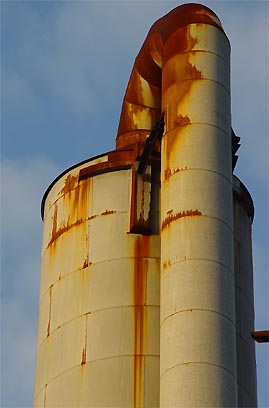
[157,8,238,407]
[35,3,257,407]
[35,155,160,407]
[233,176,257,407]
[116,3,225,150]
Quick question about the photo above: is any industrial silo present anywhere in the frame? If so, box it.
[34,3,257,407]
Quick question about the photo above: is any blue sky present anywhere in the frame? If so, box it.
[1,1,268,406]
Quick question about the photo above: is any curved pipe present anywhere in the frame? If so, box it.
[116,3,225,150]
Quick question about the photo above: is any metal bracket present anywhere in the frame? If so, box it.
[136,112,165,175]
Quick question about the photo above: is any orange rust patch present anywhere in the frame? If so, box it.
[164,168,172,181]
[48,180,90,250]
[161,209,202,230]
[101,210,116,216]
[133,236,149,407]
[60,174,77,195]
[176,114,190,127]
[164,166,188,181]
[162,260,171,269]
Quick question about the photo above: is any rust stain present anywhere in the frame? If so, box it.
[47,285,53,337]
[81,314,88,365]
[116,3,223,153]
[81,348,86,365]
[88,214,97,221]
[161,209,202,230]
[48,180,90,251]
[47,217,84,248]
[133,236,149,407]
[82,256,89,269]
[162,259,171,269]
[164,168,172,181]
[176,114,190,127]
[101,210,116,216]
[43,384,47,408]
[164,166,188,181]
[60,174,77,196]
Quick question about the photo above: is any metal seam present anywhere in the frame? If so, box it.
[163,121,232,139]
[161,257,233,276]
[160,361,237,382]
[162,166,232,185]
[162,76,230,97]
[160,308,236,328]
[39,256,160,304]
[36,305,160,351]
[35,354,160,394]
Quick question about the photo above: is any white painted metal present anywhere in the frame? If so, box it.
[34,156,160,407]
[233,177,257,407]
[160,23,238,407]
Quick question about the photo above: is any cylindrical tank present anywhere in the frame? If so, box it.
[233,176,257,407]
[160,17,237,408]
[34,152,160,407]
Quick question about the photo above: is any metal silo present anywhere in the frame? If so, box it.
[233,176,257,407]
[34,3,258,407]
[34,153,161,406]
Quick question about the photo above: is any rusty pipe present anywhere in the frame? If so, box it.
[116,3,225,150]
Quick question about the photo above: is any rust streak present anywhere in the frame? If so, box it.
[43,384,47,408]
[164,166,188,181]
[101,210,116,216]
[82,256,89,269]
[81,315,88,365]
[60,174,77,195]
[47,218,84,248]
[161,209,202,230]
[133,236,149,407]
[176,114,190,127]
[47,285,53,337]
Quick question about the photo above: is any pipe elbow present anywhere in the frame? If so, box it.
[116,3,226,150]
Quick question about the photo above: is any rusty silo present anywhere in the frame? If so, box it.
[34,3,258,407]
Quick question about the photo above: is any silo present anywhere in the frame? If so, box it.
[153,6,237,408]
[34,3,258,407]
[34,152,160,407]
[233,176,257,407]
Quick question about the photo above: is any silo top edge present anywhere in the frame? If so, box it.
[41,151,111,220]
